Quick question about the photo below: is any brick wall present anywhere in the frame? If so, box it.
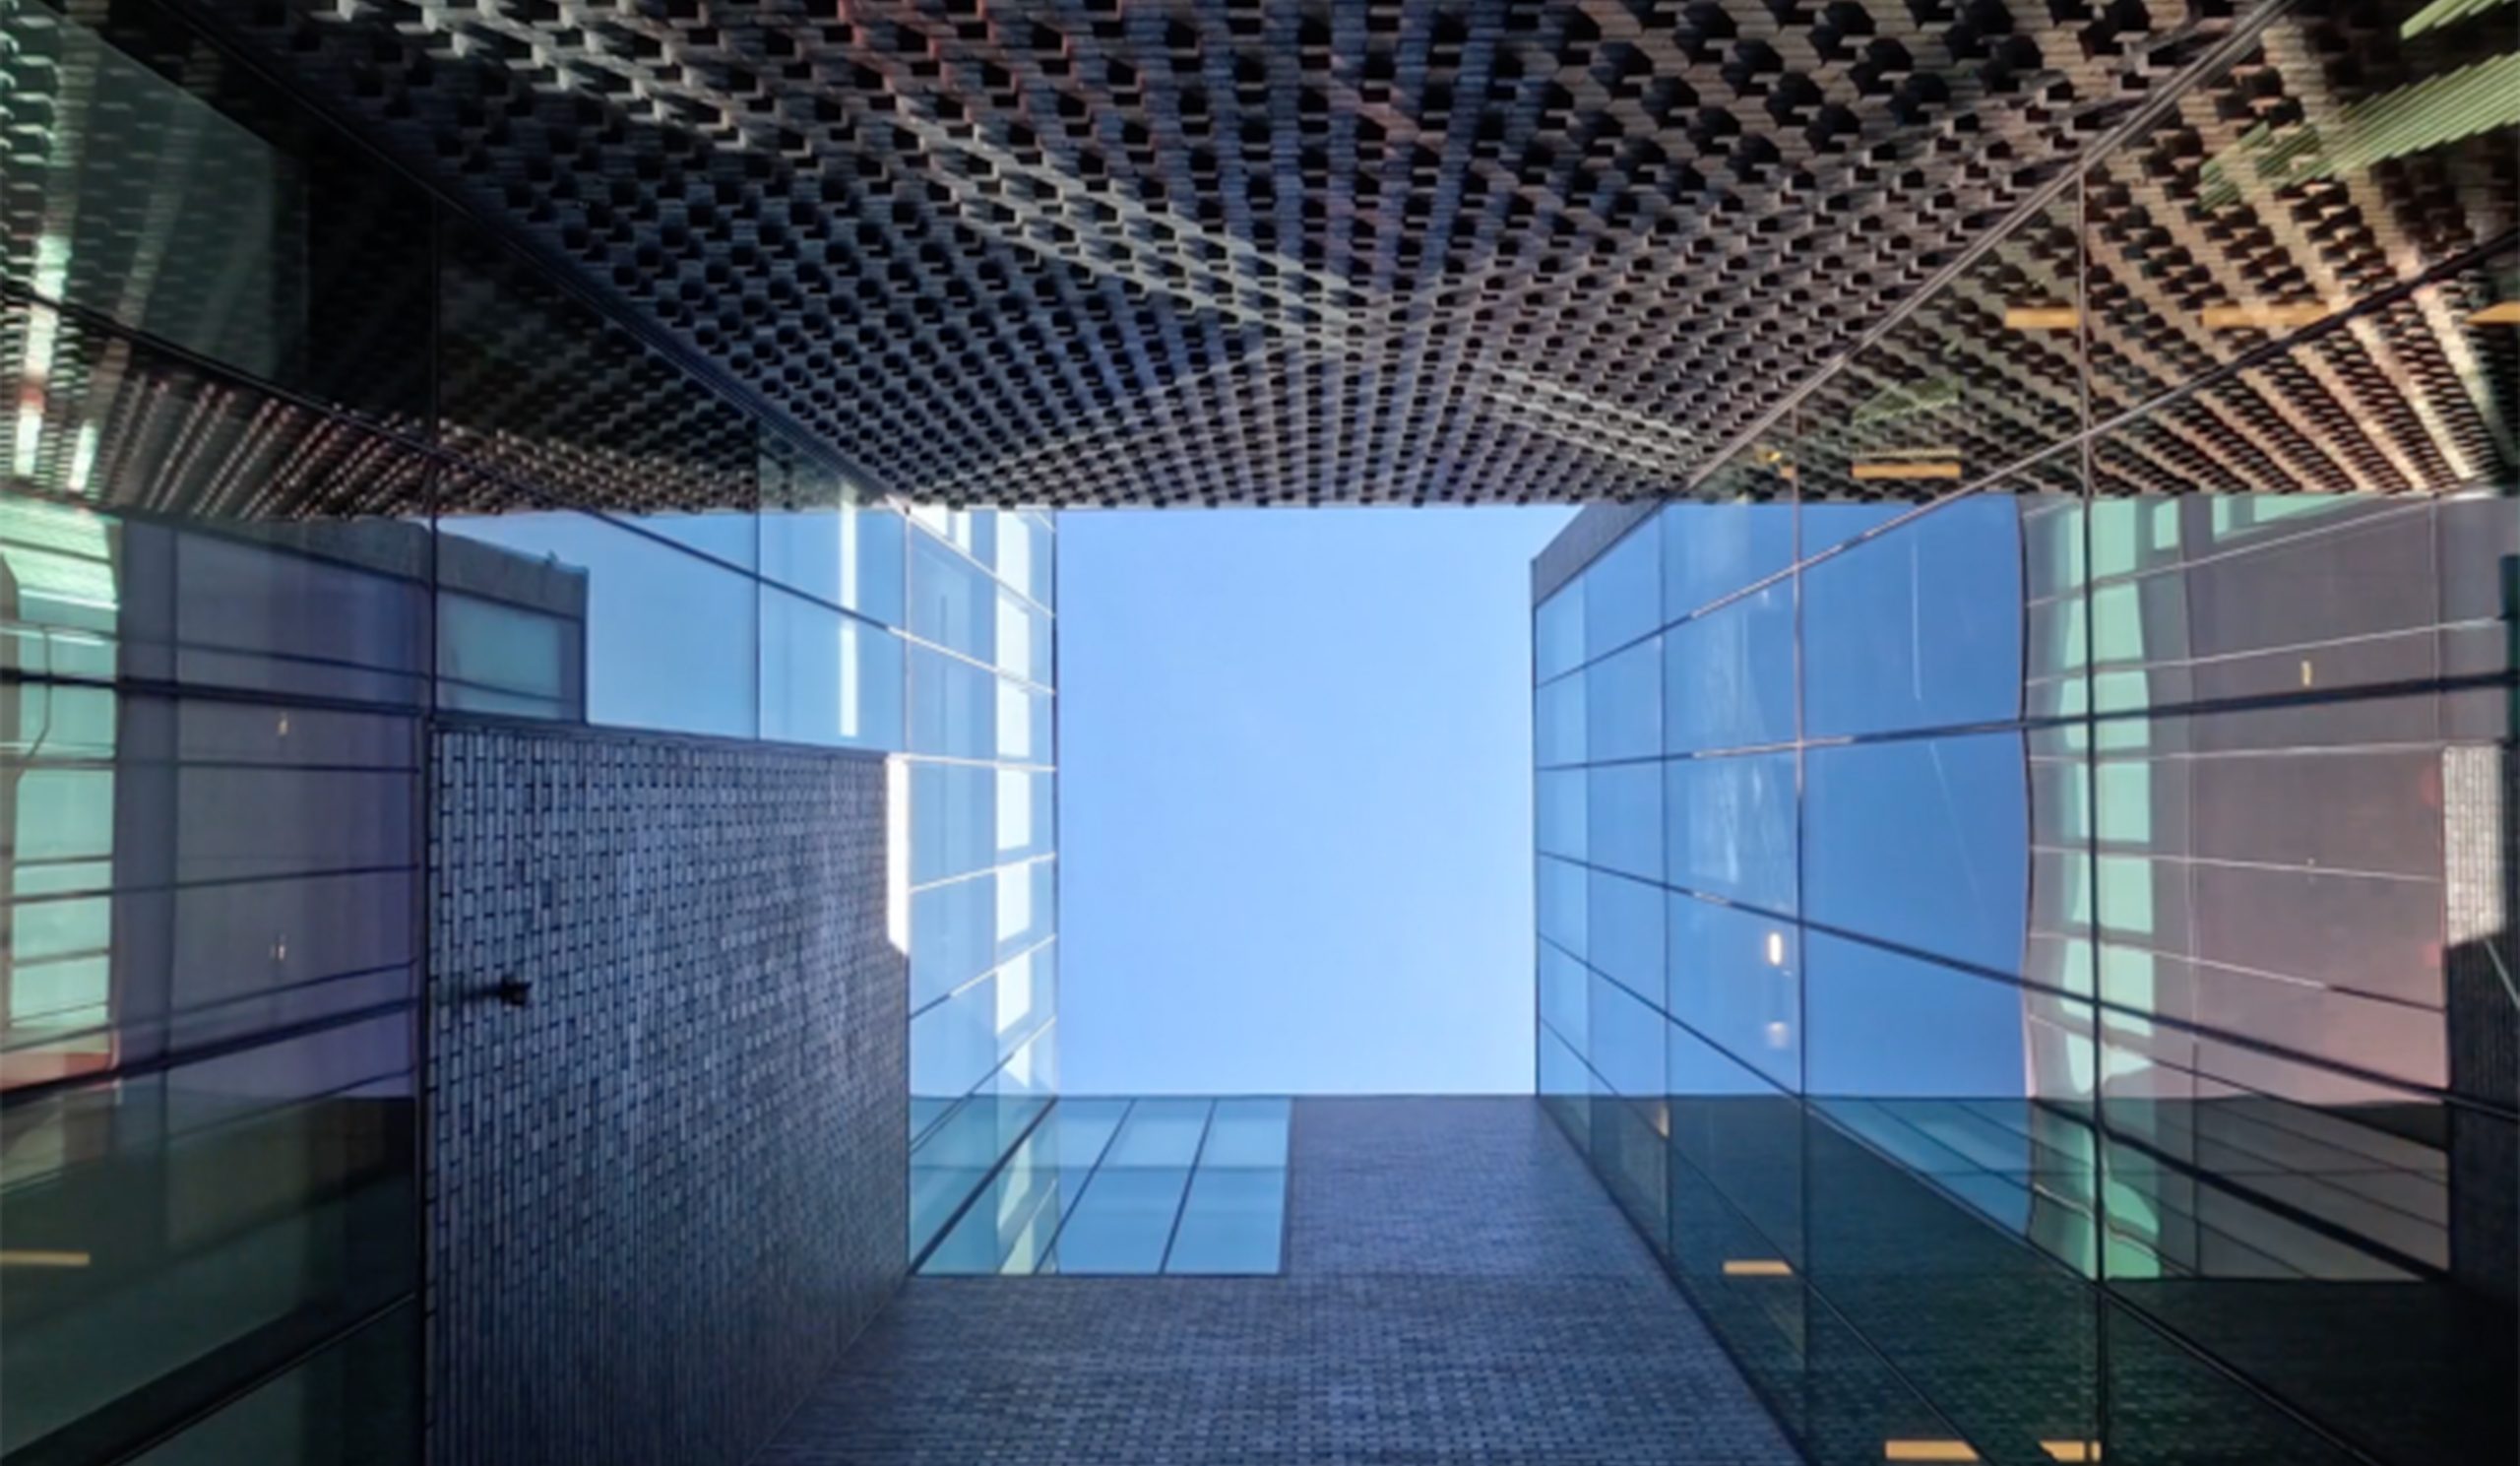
[427,722,906,1466]
[760,1099,1801,1466]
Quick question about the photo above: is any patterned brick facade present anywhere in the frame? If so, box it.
[761,1098,1799,1466]
[427,721,907,1466]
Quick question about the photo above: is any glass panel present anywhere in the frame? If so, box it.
[759,438,907,623]
[436,503,758,739]
[1051,1167,1190,1275]
[1584,636,1661,762]
[1668,893,1800,1092]
[1801,494,2026,737]
[1536,768,1587,862]
[1540,942,1590,1050]
[1582,518,1661,663]
[1585,763,1660,880]
[1536,582,1584,682]
[1803,732,2036,976]
[0,1,433,429]
[1659,500,1795,621]
[1665,752,1796,913]
[1588,970,1663,1099]
[760,589,903,749]
[124,1303,418,1466]
[910,530,999,663]
[908,647,1047,762]
[1102,1098,1213,1168]
[1663,584,1794,753]
[1537,855,1588,959]
[1587,867,1663,1011]
[1199,1098,1292,1168]
[1536,669,1586,768]
[1165,1168,1286,1274]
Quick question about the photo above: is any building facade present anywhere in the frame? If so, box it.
[1531,6,2519,1459]
[0,0,1054,1458]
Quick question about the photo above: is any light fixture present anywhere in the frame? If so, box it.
[1764,931,1786,967]
[2003,306,2079,331]
[0,1249,92,1268]
[2040,1443,2104,1463]
[2472,301,2520,325]
[1723,1258,1793,1276]
[1853,461,1963,481]
[2200,302,2330,330]
[1883,1443,1980,1463]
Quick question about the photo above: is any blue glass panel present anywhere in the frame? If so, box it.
[1052,1167,1190,1274]
[1540,943,1590,1046]
[1585,637,1661,762]
[910,530,998,663]
[1165,1168,1286,1274]
[1538,856,1588,958]
[1536,582,1584,682]
[1804,933,2029,1099]
[1201,1098,1292,1168]
[1587,868,1663,1007]
[1664,584,1795,753]
[1536,671,1586,767]
[759,495,905,624]
[1660,501,1796,619]
[1537,768,1587,861]
[1586,763,1660,880]
[1803,495,2024,736]
[1668,893,1801,1090]
[1589,970,1664,1098]
[1103,1098,1212,1167]
[1804,733,2027,975]
[1583,519,1662,662]
[759,589,903,749]
[1666,753,1796,913]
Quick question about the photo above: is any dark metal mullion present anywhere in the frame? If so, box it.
[1032,1099,1132,1274]
[1156,1100,1219,1274]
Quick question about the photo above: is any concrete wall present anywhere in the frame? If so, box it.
[426,722,906,1466]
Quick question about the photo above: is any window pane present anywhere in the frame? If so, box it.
[1166,1168,1286,1274]
[1802,496,2023,736]
[1583,519,1662,661]
[1666,753,1796,913]
[1051,1167,1189,1275]
[910,531,998,663]
[758,463,906,626]
[760,590,903,749]
[1664,584,1794,752]
[1102,1098,1212,1168]
[1585,637,1661,762]
[1537,671,1587,768]
[1805,934,2032,1100]
[1537,769,1588,861]
[1536,582,1584,681]
[1588,868,1663,1008]
[1668,894,1800,1091]
[1586,763,1660,880]
[1660,501,1796,620]
[1588,971,1663,1099]
[1804,733,2028,975]
[1200,1098,1292,1168]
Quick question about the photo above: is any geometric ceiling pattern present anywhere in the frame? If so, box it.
[4,0,2514,510]
[167,0,2498,506]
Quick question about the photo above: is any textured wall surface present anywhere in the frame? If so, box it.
[760,1097,1796,1465]
[428,722,907,1466]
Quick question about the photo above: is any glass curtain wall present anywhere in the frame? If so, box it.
[1536,2,2517,1462]
[0,0,1052,1456]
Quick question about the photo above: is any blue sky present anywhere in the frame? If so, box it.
[1056,507,1574,1095]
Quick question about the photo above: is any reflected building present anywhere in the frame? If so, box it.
[0,0,2511,1461]
[1532,3,2519,1451]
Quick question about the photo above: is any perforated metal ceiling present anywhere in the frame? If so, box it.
[17,0,2520,508]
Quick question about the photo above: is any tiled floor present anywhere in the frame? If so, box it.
[760,1097,1801,1465]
